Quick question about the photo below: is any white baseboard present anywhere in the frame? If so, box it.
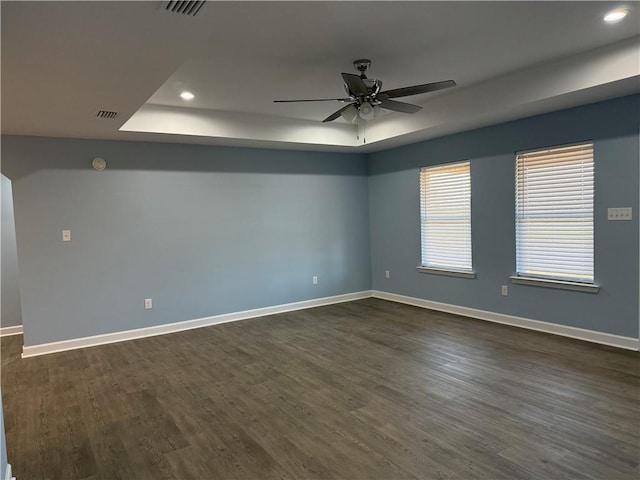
[0,325,23,337]
[21,291,373,358]
[5,463,14,480]
[19,289,639,357]
[372,290,639,351]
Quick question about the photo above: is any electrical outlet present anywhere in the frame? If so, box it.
[312,276,318,285]
[501,285,508,296]
[607,207,632,221]
[144,298,152,309]
[385,270,390,279]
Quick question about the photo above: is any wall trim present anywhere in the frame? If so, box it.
[0,325,23,337]
[19,289,639,357]
[4,463,14,480]
[372,290,639,351]
[21,291,373,358]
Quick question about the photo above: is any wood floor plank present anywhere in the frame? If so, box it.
[2,298,638,479]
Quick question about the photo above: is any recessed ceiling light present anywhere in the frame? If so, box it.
[180,91,194,100]
[604,8,629,23]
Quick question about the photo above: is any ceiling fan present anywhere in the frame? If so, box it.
[274,59,456,123]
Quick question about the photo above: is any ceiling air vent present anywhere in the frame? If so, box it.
[164,1,205,16]
[95,110,119,119]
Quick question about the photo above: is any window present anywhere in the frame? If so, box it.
[515,142,594,285]
[419,161,473,275]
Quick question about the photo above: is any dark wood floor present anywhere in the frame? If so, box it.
[1,298,639,479]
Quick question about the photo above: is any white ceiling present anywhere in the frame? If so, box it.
[2,1,639,152]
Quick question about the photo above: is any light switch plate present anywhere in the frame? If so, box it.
[607,207,632,221]
[62,229,71,242]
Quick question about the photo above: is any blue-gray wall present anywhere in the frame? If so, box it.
[1,137,371,346]
[1,95,638,347]
[1,174,23,328]
[369,94,639,338]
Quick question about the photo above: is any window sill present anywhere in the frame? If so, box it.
[509,276,599,293]
[417,266,476,279]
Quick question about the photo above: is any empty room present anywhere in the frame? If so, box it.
[1,1,639,479]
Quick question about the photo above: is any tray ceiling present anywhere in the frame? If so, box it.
[2,1,638,152]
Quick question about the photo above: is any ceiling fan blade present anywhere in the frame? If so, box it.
[341,73,369,97]
[274,98,351,103]
[379,99,422,114]
[379,80,456,99]
[322,103,356,123]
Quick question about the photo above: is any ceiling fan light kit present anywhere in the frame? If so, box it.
[274,59,457,123]
[340,104,359,123]
[358,101,375,120]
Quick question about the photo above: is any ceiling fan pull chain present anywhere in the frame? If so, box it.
[363,119,366,144]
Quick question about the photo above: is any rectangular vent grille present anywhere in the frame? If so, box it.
[165,1,205,16]
[96,110,119,119]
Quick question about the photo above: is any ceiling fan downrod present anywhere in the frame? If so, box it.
[353,59,371,78]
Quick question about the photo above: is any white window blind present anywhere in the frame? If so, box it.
[515,142,594,283]
[420,161,472,271]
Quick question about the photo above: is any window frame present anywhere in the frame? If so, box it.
[417,160,475,279]
[512,141,599,293]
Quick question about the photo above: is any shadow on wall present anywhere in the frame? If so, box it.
[369,94,640,175]
[1,138,367,181]
[3,95,636,181]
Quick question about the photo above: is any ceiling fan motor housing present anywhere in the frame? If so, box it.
[353,59,372,77]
